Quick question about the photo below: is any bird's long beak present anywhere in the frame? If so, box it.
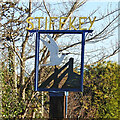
[66,53,70,55]
[62,53,70,55]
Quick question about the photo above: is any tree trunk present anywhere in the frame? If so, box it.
[20,61,25,100]
[0,63,2,118]
[20,0,32,100]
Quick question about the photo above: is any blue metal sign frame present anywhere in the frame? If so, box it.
[28,30,93,92]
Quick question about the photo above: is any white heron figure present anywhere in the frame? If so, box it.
[40,35,68,66]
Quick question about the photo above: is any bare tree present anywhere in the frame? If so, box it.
[0,0,119,118]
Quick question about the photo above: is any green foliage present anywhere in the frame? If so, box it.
[1,60,119,118]
[84,61,119,118]
[1,75,26,119]
[0,63,26,119]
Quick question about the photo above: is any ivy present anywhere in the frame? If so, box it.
[84,61,119,118]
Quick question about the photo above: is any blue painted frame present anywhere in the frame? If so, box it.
[28,30,93,92]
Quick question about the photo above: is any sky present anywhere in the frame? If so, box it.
[79,1,119,63]
[1,0,119,73]
[23,0,119,67]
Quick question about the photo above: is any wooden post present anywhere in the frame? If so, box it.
[49,92,65,119]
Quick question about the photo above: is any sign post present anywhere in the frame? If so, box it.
[80,32,85,92]
[34,32,40,91]
[28,30,93,118]
[49,92,65,118]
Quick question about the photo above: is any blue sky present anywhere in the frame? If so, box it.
[3,0,117,76]
[2,0,118,70]
[26,0,119,65]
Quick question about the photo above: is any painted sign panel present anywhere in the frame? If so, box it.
[28,30,93,92]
